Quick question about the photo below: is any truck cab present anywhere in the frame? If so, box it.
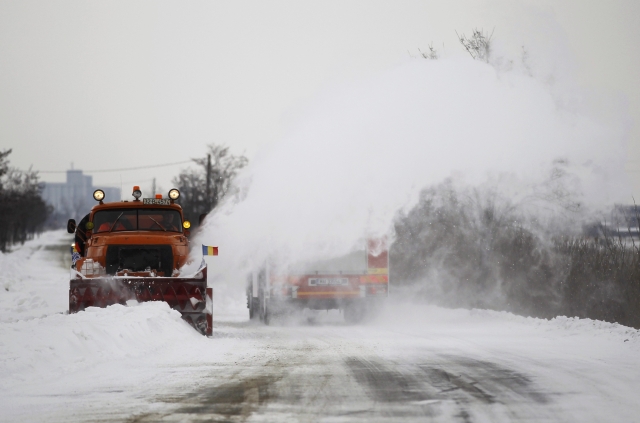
[67,186,211,335]
[73,193,190,278]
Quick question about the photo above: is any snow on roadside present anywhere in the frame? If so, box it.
[469,308,640,345]
[378,299,640,349]
[0,231,242,422]
[0,301,206,390]
[0,230,71,322]
[0,302,243,423]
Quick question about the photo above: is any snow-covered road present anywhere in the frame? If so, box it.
[1,231,639,422]
[126,313,640,423]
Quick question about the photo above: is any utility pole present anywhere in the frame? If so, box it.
[205,154,211,211]
[152,178,156,196]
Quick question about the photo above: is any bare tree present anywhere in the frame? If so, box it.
[0,150,49,251]
[173,144,248,225]
[0,149,10,191]
[456,28,494,63]
[533,159,582,213]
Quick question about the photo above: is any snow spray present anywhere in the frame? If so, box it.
[195,49,629,311]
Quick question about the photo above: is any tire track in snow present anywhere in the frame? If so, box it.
[125,322,560,422]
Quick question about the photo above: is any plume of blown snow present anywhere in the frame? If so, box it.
[194,55,628,301]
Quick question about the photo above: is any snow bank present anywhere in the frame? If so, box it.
[0,230,70,322]
[375,301,640,351]
[0,230,246,421]
[470,309,640,345]
[0,301,205,389]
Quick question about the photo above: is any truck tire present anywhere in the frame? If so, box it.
[249,297,259,320]
[264,303,271,325]
[258,289,264,322]
[259,289,270,324]
[344,302,366,324]
[260,296,271,325]
[249,295,255,320]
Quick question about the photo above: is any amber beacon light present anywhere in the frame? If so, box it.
[132,186,142,200]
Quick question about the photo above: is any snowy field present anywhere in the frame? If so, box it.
[1,231,639,422]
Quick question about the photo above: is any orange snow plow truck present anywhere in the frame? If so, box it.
[67,186,212,335]
[247,239,389,324]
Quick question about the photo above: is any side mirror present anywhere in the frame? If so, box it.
[67,219,77,234]
[199,213,207,226]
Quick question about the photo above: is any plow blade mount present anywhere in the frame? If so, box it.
[69,266,212,335]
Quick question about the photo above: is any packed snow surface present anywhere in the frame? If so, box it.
[1,231,639,422]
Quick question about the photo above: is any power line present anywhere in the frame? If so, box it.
[37,160,193,174]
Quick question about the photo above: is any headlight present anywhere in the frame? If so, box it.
[183,220,191,229]
[93,189,105,202]
[132,185,142,200]
[168,188,180,200]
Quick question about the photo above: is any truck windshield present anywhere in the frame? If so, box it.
[93,209,182,233]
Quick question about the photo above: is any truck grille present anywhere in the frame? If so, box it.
[105,245,173,276]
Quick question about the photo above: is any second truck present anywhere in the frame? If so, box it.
[247,239,389,324]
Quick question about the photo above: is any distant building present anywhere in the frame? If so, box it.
[41,169,120,220]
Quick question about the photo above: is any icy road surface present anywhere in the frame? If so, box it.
[1,231,639,422]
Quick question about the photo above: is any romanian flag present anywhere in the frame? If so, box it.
[70,244,81,265]
[202,245,219,256]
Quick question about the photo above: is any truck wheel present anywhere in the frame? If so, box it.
[344,302,366,324]
[249,297,259,320]
[258,290,265,322]
[263,299,271,325]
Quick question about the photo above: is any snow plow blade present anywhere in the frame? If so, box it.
[69,266,212,335]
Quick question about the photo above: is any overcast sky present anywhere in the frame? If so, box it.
[1,0,639,197]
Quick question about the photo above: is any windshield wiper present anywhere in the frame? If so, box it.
[148,217,167,231]
[109,212,124,233]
